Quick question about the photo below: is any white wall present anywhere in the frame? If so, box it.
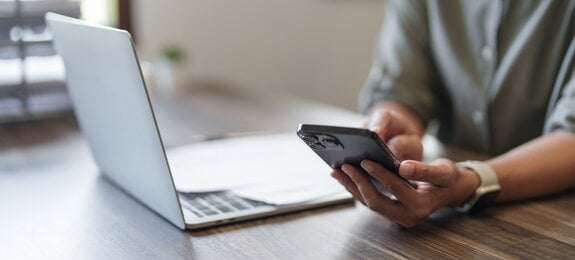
[134,0,385,110]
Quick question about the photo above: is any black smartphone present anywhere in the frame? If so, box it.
[297,124,403,194]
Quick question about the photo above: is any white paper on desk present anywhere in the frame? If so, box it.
[167,133,349,205]
[231,175,345,205]
[167,133,338,192]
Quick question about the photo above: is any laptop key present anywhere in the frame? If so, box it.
[180,191,271,217]
[215,205,233,213]
[203,210,218,216]
[229,202,249,210]
[244,199,268,207]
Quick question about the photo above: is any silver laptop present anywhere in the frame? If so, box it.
[46,13,352,230]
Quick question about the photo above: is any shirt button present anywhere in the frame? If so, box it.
[472,111,484,124]
[481,46,494,62]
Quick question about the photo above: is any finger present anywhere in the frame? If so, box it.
[360,160,416,204]
[341,164,381,200]
[399,159,456,187]
[341,164,406,218]
[331,169,366,205]
[369,111,398,141]
[387,135,423,161]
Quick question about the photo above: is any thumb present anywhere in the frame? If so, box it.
[399,159,456,187]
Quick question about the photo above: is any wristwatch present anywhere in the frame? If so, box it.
[456,161,501,214]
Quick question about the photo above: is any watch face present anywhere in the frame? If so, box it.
[468,191,500,215]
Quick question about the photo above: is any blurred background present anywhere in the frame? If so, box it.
[0,0,385,124]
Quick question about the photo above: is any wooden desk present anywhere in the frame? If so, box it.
[1,91,574,258]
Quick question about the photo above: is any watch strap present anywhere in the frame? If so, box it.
[456,161,501,214]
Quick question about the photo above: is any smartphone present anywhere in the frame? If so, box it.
[297,124,403,194]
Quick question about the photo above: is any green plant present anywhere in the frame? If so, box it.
[162,45,185,63]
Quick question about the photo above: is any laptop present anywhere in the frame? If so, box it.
[45,13,353,230]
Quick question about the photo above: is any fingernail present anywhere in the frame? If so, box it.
[361,161,374,173]
[401,162,415,177]
[330,171,338,178]
[340,164,352,174]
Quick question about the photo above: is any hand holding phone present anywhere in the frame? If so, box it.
[297,124,407,194]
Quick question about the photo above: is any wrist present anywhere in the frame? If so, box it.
[449,167,481,207]
[454,161,501,214]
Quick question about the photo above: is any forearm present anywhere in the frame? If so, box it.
[487,130,575,202]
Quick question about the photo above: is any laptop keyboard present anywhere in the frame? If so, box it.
[179,191,269,218]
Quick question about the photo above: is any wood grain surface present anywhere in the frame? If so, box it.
[1,92,574,259]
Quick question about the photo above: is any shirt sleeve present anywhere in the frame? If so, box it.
[358,0,440,124]
[545,69,575,134]
[544,36,575,134]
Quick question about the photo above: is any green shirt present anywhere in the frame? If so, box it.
[359,0,575,155]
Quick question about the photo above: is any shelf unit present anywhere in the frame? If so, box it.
[0,0,80,123]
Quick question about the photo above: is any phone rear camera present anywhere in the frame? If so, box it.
[300,134,318,145]
[321,137,339,149]
[319,136,344,151]
[310,143,326,151]
[299,133,343,151]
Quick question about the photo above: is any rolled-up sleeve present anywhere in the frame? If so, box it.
[544,36,575,134]
[358,0,440,125]
[545,74,575,134]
